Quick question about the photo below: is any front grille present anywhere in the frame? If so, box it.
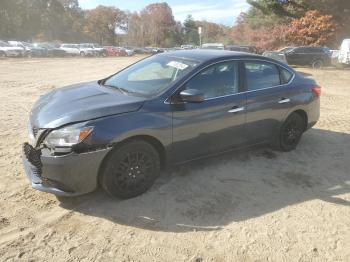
[23,143,42,176]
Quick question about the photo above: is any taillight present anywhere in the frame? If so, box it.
[312,86,321,97]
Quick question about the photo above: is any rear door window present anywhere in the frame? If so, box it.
[244,61,281,91]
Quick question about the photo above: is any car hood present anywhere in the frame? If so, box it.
[30,81,146,129]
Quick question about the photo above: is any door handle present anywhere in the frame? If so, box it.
[228,106,245,113]
[278,98,291,104]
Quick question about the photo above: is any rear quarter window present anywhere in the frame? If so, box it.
[280,67,293,84]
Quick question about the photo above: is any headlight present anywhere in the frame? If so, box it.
[44,124,93,148]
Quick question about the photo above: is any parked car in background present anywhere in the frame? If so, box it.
[104,46,127,56]
[22,50,320,199]
[34,43,67,57]
[133,47,147,54]
[123,46,135,56]
[89,43,107,57]
[144,47,164,54]
[22,42,46,57]
[338,39,350,65]
[226,45,257,53]
[163,47,181,52]
[181,45,195,49]
[283,46,331,69]
[60,44,80,56]
[78,44,96,56]
[263,51,288,64]
[8,41,28,57]
[25,42,47,57]
[0,41,24,57]
[201,43,225,50]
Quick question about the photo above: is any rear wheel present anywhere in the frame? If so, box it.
[100,140,160,199]
[312,60,323,69]
[0,51,6,58]
[274,113,305,152]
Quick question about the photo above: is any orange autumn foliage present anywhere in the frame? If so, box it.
[286,10,338,46]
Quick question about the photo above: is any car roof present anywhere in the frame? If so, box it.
[159,49,263,63]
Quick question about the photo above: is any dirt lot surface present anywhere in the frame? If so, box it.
[0,57,349,261]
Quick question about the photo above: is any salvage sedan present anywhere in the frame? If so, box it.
[22,50,320,199]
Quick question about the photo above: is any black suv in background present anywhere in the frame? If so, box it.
[283,46,331,68]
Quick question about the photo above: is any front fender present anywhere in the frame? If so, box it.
[81,109,173,150]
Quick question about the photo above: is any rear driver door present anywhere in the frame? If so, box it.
[243,60,294,143]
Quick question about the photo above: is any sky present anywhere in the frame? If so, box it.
[79,0,250,26]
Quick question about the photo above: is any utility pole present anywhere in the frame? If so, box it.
[198,26,202,47]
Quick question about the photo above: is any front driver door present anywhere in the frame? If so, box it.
[170,61,247,163]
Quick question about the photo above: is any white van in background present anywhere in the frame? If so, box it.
[338,39,350,65]
[201,43,224,50]
[60,44,80,56]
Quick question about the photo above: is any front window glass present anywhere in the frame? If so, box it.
[185,61,239,99]
[245,62,281,90]
[104,55,199,96]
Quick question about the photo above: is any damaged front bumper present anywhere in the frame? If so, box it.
[22,143,111,197]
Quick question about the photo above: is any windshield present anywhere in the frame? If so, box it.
[103,55,199,96]
[279,47,294,53]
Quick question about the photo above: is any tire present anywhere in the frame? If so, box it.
[100,140,160,199]
[273,113,305,152]
[312,60,323,69]
[0,51,6,58]
[80,51,85,57]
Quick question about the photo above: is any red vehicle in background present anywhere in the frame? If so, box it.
[104,46,127,57]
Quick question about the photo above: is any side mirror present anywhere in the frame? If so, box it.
[179,89,204,103]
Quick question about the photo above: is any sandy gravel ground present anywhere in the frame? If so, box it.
[0,57,349,262]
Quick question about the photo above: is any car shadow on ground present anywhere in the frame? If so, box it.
[59,128,350,232]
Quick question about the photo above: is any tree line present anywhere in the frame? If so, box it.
[0,0,229,47]
[0,0,349,50]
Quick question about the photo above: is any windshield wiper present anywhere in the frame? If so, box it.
[101,83,135,95]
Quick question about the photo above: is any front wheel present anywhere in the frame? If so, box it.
[273,113,305,152]
[100,140,160,199]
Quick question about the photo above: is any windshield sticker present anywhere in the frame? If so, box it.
[167,61,188,70]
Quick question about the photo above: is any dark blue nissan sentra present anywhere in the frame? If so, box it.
[22,50,320,199]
